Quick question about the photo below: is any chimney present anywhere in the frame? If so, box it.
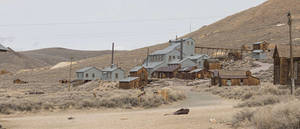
[146,48,149,66]
[180,39,183,60]
[111,42,114,67]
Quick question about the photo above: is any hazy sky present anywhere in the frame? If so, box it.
[0,0,266,51]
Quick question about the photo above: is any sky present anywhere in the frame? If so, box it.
[0,0,266,51]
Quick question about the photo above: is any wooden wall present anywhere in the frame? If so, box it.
[119,79,140,89]
[130,67,148,86]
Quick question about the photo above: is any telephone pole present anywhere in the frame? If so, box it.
[288,11,295,95]
[68,57,73,91]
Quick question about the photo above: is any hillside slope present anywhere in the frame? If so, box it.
[186,0,300,48]
[7,0,300,82]
[21,48,127,66]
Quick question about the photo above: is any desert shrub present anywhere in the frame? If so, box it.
[233,101,300,129]
[232,109,254,128]
[237,95,280,108]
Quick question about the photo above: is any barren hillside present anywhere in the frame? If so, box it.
[4,0,300,81]
[21,47,127,66]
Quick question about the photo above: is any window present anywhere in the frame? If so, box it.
[169,56,172,61]
[115,73,118,79]
[92,73,95,78]
[173,56,175,59]
[191,42,194,45]
[85,73,89,78]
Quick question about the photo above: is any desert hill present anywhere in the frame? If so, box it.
[5,0,300,82]
[21,47,127,66]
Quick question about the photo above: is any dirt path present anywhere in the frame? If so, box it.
[1,81,237,129]
[251,61,272,74]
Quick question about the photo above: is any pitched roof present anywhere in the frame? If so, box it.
[155,65,180,72]
[168,58,190,64]
[178,66,196,72]
[143,61,164,69]
[150,43,180,55]
[188,54,208,60]
[253,50,264,53]
[275,44,300,58]
[0,44,8,51]
[218,70,248,79]
[76,67,100,73]
[189,68,203,73]
[130,66,143,72]
[119,77,139,82]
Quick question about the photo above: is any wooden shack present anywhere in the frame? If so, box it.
[119,77,140,89]
[188,69,213,79]
[253,41,270,52]
[176,66,197,79]
[273,44,300,85]
[211,70,260,86]
[152,65,180,78]
[129,66,148,86]
[204,59,221,70]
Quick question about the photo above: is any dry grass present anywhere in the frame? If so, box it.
[233,100,300,129]
[0,87,185,114]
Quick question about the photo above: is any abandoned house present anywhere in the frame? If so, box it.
[176,66,197,79]
[0,44,8,52]
[76,67,102,81]
[102,64,125,81]
[119,77,140,89]
[129,66,148,86]
[252,50,267,60]
[253,41,270,51]
[152,65,180,78]
[188,68,213,80]
[141,38,208,77]
[204,59,221,70]
[273,44,300,85]
[211,70,260,86]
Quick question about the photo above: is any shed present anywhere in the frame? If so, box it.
[130,66,148,86]
[188,68,213,79]
[152,65,180,78]
[204,59,221,70]
[76,67,102,81]
[253,41,270,51]
[273,44,300,85]
[177,66,197,79]
[102,64,125,81]
[119,77,140,89]
[212,70,260,86]
[252,50,267,60]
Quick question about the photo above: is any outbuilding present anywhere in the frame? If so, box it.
[211,70,260,86]
[102,64,125,81]
[188,68,213,79]
[130,66,148,86]
[204,59,221,70]
[176,66,197,79]
[273,44,300,85]
[119,77,140,89]
[152,65,180,78]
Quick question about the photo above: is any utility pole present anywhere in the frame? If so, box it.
[288,11,295,95]
[68,57,73,92]
[111,42,115,67]
[146,48,149,66]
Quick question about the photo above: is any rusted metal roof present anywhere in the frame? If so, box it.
[218,70,249,79]
[155,65,180,72]
[275,44,300,58]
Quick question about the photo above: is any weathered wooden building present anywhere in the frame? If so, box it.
[152,65,180,78]
[204,59,221,70]
[129,66,148,86]
[102,64,125,81]
[211,70,260,86]
[253,41,270,52]
[188,69,213,79]
[176,66,197,79]
[273,44,300,85]
[119,77,140,89]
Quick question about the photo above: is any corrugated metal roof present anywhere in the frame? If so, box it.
[0,44,8,51]
[188,54,208,60]
[143,62,164,69]
[179,66,196,72]
[76,67,100,73]
[189,68,203,73]
[253,50,264,53]
[155,65,180,72]
[130,66,143,72]
[102,65,119,72]
[119,77,139,82]
[150,43,180,55]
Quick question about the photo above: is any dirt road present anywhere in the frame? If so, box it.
[1,82,237,129]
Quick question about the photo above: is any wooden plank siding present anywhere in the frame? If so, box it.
[129,67,148,87]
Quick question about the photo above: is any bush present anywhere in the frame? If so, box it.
[237,95,280,108]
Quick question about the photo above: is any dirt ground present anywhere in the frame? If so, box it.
[1,90,237,129]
